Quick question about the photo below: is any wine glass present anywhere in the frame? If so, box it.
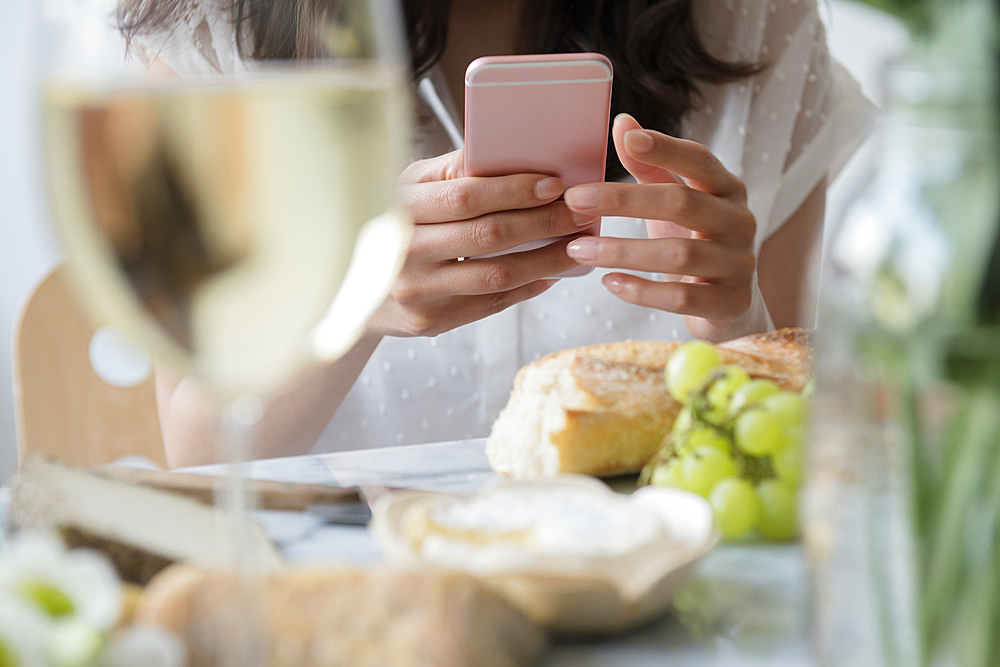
[38,0,412,661]
[42,0,411,399]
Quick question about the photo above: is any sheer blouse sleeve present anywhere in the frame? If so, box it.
[684,0,878,250]
[124,0,245,76]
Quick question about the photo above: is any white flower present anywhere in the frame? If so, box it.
[0,533,122,631]
[98,625,186,667]
[46,619,104,667]
[0,595,48,667]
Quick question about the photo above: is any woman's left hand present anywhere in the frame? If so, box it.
[564,113,762,342]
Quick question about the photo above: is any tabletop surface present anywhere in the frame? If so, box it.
[190,439,814,667]
[2,440,814,666]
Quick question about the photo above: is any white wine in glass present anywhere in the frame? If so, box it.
[45,69,411,396]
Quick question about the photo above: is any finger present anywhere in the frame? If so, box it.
[430,237,582,296]
[603,273,751,320]
[380,278,557,337]
[409,202,598,261]
[565,236,752,280]
[443,279,559,329]
[611,113,682,186]
[614,120,742,197]
[400,173,565,224]
[563,181,753,241]
[399,149,465,184]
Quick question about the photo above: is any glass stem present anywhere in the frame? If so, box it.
[218,395,266,667]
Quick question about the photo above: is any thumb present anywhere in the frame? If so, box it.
[612,114,681,185]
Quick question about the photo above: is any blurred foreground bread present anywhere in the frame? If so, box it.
[486,328,812,478]
[138,565,547,667]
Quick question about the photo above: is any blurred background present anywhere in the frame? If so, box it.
[0,0,908,482]
[0,1,61,482]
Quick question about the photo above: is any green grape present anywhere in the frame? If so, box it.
[703,365,751,424]
[666,340,722,403]
[682,447,737,496]
[672,405,694,434]
[780,423,806,453]
[709,478,761,540]
[757,480,799,540]
[763,392,808,426]
[773,441,803,486]
[649,460,687,489]
[734,409,783,457]
[682,426,732,455]
[730,379,781,414]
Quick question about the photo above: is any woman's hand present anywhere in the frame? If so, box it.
[564,114,763,342]
[367,149,594,337]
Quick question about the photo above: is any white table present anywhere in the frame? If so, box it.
[191,439,814,667]
[0,441,812,665]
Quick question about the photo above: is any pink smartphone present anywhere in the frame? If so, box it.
[464,53,613,277]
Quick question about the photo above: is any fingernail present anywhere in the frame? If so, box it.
[614,112,636,126]
[603,274,624,294]
[535,177,563,200]
[625,130,654,154]
[565,186,600,210]
[566,237,598,261]
[573,215,599,227]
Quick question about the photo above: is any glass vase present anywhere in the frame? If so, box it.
[806,56,1000,667]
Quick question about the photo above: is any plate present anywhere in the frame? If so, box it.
[369,474,718,635]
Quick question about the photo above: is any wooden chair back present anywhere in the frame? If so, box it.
[14,266,167,468]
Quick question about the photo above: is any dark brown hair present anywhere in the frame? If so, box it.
[118,0,757,179]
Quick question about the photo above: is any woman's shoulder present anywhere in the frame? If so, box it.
[124,0,240,75]
[692,0,822,64]
[686,0,877,240]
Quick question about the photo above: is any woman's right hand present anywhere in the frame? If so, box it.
[367,149,596,338]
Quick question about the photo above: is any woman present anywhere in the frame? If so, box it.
[119,0,875,466]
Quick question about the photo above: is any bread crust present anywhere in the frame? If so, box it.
[486,328,812,478]
[138,566,548,667]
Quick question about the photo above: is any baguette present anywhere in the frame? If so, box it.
[485,329,812,478]
[138,565,547,667]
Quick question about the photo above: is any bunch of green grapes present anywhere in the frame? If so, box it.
[639,340,810,541]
